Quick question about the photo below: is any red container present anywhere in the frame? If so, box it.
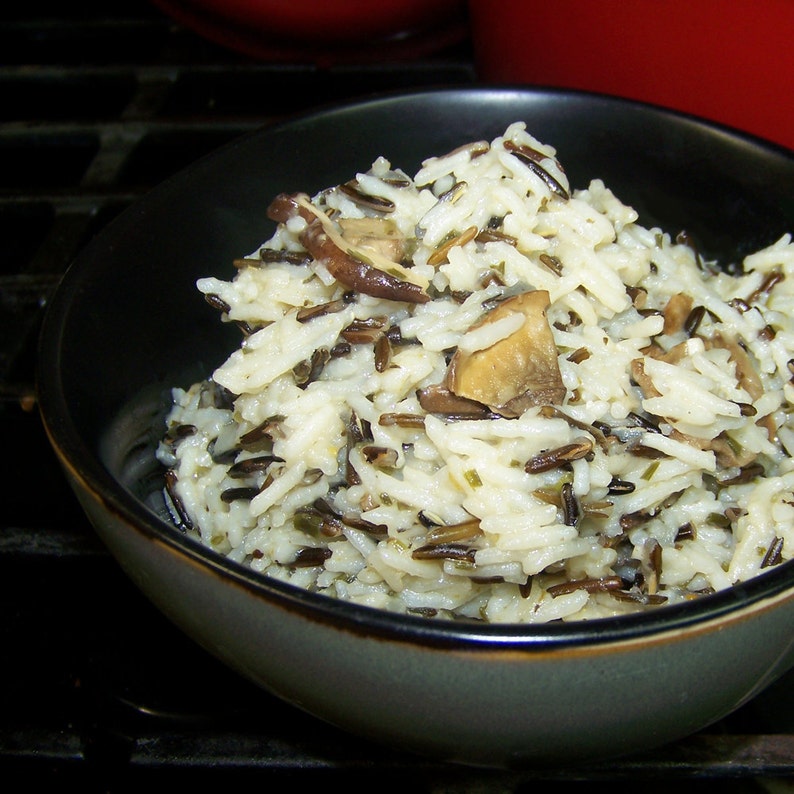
[151,0,468,63]
[469,0,794,151]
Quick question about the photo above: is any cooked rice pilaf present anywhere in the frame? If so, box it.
[156,122,794,622]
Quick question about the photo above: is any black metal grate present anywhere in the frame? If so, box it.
[1,4,793,790]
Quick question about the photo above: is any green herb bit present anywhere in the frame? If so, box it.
[464,468,483,488]
[641,461,660,481]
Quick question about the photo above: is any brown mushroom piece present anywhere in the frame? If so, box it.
[709,332,764,401]
[662,292,694,335]
[445,290,566,417]
[630,351,761,469]
[709,332,777,445]
[266,192,429,304]
[337,217,405,264]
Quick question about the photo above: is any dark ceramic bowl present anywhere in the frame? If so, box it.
[36,87,794,769]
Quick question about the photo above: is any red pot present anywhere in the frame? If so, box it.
[470,0,794,151]
[152,0,468,62]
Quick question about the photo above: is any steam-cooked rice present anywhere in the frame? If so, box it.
[156,122,794,622]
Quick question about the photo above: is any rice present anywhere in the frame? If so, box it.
[156,121,794,623]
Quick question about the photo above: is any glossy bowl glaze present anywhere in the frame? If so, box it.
[37,87,794,769]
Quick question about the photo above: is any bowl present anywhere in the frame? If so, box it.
[150,0,469,62]
[36,87,794,769]
[469,0,794,152]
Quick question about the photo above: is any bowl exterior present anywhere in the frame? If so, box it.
[470,0,794,151]
[59,462,794,768]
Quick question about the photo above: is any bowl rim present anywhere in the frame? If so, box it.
[36,84,794,648]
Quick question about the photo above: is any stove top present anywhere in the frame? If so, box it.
[2,3,793,790]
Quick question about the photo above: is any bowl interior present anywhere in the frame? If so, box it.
[37,87,794,633]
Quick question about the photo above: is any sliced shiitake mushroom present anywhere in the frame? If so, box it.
[338,217,405,264]
[445,290,565,417]
[266,192,429,304]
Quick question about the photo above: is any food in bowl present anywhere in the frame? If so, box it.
[156,121,793,624]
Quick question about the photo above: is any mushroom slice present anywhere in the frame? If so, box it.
[708,332,775,442]
[445,290,565,417]
[338,217,405,264]
[709,332,764,401]
[662,292,694,335]
[267,192,429,304]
